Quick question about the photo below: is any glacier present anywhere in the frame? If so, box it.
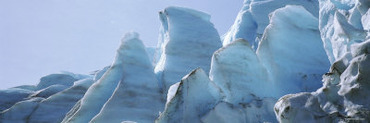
[1,0,369,122]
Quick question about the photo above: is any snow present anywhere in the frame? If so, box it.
[166,82,180,105]
[157,68,222,123]
[154,6,222,94]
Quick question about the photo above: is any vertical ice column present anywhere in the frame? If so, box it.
[154,6,222,94]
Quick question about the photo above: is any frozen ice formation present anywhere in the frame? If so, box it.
[274,0,370,122]
[222,0,320,48]
[159,4,330,123]
[154,6,222,93]
[210,39,269,104]
[1,0,369,122]
[156,68,223,123]
[62,32,163,123]
[256,5,330,97]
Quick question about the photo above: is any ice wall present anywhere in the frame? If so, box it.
[257,5,330,97]
[154,7,222,94]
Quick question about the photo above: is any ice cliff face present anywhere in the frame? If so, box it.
[257,5,330,97]
[274,0,370,122]
[154,7,222,93]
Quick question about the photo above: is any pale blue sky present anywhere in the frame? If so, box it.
[0,0,243,89]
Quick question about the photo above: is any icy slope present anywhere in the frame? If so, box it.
[154,7,222,93]
[274,0,370,122]
[223,0,320,48]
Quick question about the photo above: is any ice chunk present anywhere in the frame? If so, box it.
[222,5,258,49]
[210,39,270,104]
[256,5,330,97]
[156,68,222,123]
[154,6,222,93]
